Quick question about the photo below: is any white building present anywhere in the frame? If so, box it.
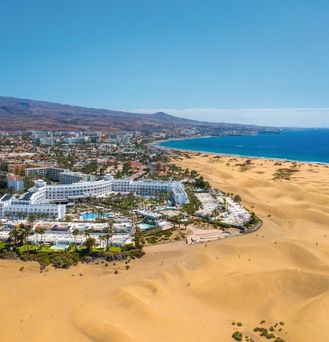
[39,137,54,146]
[26,175,188,205]
[25,167,68,181]
[0,191,66,220]
[0,175,188,220]
[25,167,95,185]
[58,171,96,184]
[64,136,89,144]
[45,178,113,201]
[111,179,188,205]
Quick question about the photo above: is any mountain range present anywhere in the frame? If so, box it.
[0,96,267,133]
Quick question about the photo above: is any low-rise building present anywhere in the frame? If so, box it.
[5,173,24,192]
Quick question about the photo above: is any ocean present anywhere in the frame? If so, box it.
[159,129,329,163]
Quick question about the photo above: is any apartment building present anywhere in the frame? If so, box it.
[111,179,188,204]
[5,173,24,192]
[25,166,68,181]
[58,171,96,184]
[45,178,113,201]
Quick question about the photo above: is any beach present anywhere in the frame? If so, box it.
[1,154,329,341]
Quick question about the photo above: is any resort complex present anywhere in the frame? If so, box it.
[0,173,188,220]
[0,129,259,270]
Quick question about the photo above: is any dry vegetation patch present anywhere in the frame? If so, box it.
[273,168,300,180]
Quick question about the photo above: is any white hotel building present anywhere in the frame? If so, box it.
[0,192,66,220]
[0,175,188,220]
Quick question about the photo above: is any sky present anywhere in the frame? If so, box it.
[1,0,329,127]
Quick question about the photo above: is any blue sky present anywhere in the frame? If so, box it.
[1,0,329,127]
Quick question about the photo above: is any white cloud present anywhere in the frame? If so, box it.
[128,107,329,128]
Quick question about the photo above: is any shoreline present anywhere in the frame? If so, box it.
[154,137,329,166]
[150,134,213,145]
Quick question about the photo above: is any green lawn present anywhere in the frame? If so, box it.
[17,244,67,253]
[78,245,122,253]
[90,246,122,253]
[108,246,121,253]
[67,244,76,252]
[17,244,38,253]
[14,243,122,254]
[40,246,57,253]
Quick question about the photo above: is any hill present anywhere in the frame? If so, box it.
[0,96,264,133]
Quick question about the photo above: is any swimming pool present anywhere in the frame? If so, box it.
[80,212,113,220]
[137,223,155,231]
[51,243,70,250]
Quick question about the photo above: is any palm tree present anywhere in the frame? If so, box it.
[72,228,80,250]
[84,228,92,240]
[99,235,106,250]
[9,226,20,246]
[101,220,114,251]
[171,215,181,229]
[24,225,33,251]
[108,218,114,232]
[35,226,46,245]
[84,237,96,252]
[10,224,33,250]
[104,233,112,251]
[27,214,37,227]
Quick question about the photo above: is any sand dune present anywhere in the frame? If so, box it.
[1,155,329,341]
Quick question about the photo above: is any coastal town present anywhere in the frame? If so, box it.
[1,2,327,340]
[0,130,260,269]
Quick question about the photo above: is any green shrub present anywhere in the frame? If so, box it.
[253,327,275,339]
[51,254,78,269]
[146,236,158,244]
[0,240,145,269]
[232,331,243,341]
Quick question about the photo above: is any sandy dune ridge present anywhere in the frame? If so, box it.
[1,155,329,341]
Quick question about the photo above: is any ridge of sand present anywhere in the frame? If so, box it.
[1,155,329,341]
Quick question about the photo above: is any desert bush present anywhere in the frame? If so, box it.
[232,331,243,341]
